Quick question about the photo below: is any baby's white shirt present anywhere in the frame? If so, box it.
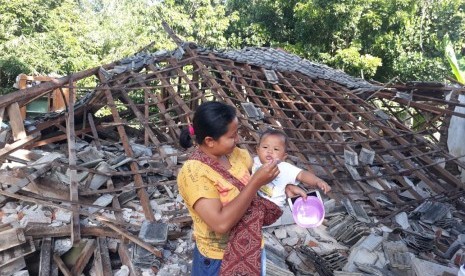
[252,156,302,207]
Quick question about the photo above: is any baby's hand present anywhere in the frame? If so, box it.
[317,180,331,194]
[285,185,308,200]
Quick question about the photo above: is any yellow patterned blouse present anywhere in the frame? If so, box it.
[177,147,253,259]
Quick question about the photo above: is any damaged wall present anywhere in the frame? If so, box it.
[447,93,465,182]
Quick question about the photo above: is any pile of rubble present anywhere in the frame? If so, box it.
[263,196,465,276]
[1,140,464,275]
[0,140,194,275]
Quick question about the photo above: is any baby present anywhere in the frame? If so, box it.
[252,129,331,208]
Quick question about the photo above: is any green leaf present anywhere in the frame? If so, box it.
[444,35,465,84]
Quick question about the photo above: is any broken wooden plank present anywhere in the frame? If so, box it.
[29,152,62,170]
[106,179,138,276]
[6,102,26,141]
[53,254,72,276]
[0,107,4,131]
[0,257,26,275]
[144,91,149,146]
[97,218,162,258]
[66,78,81,246]
[0,62,116,110]
[87,113,102,150]
[118,241,138,276]
[0,237,35,267]
[25,225,119,239]
[39,237,52,276]
[6,148,42,164]
[70,239,96,275]
[94,238,112,276]
[0,164,51,203]
[0,135,37,162]
[0,228,26,251]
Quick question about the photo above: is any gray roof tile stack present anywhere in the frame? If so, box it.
[198,46,379,90]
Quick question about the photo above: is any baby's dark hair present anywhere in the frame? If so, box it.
[179,101,237,148]
[259,128,289,151]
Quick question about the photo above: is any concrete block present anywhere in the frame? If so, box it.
[138,221,168,246]
[132,244,161,269]
[53,169,88,185]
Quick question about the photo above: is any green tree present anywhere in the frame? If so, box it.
[0,0,234,94]
[225,0,465,82]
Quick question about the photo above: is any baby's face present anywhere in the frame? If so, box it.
[257,134,287,164]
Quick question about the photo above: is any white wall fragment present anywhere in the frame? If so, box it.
[446,93,465,183]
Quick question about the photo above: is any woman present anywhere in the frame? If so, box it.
[178,101,282,275]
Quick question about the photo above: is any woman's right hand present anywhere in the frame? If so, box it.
[251,159,280,188]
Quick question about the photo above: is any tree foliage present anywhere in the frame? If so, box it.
[0,0,233,94]
[226,0,465,82]
[1,0,464,94]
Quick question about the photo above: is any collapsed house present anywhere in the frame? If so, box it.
[0,26,464,275]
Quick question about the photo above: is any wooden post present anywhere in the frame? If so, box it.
[53,254,72,276]
[66,78,81,245]
[0,228,26,251]
[94,238,112,276]
[17,74,28,119]
[0,135,37,166]
[0,237,35,268]
[0,107,4,131]
[38,237,52,276]
[87,113,101,150]
[70,239,96,275]
[7,103,26,141]
[144,91,149,146]
[107,179,137,275]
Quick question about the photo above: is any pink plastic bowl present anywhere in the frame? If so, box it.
[292,196,325,228]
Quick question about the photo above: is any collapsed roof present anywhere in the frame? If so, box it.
[0,25,464,274]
